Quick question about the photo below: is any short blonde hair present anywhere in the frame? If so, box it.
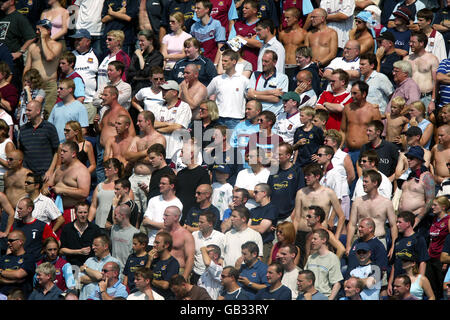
[107,30,125,47]
[391,96,406,108]
[300,106,315,117]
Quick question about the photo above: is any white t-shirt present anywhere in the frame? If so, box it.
[193,230,225,275]
[352,171,393,200]
[223,227,263,267]
[152,100,192,159]
[211,182,233,220]
[197,261,223,300]
[134,87,164,112]
[235,167,270,209]
[272,111,302,145]
[73,48,99,103]
[207,72,249,119]
[0,137,12,175]
[127,290,165,300]
[144,195,183,245]
[282,266,301,300]
[74,0,104,36]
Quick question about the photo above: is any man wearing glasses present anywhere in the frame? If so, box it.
[87,261,128,300]
[0,230,35,297]
[15,172,65,234]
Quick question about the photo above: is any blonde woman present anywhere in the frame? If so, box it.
[97,30,131,90]
[407,101,434,149]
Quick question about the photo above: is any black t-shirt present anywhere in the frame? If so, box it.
[380,51,402,85]
[185,204,221,230]
[360,139,399,178]
[107,200,140,227]
[249,202,278,243]
[60,221,102,266]
[175,165,210,224]
[148,165,174,199]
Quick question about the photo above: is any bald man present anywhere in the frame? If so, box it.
[184,184,221,233]
[163,206,195,281]
[104,114,135,168]
[179,64,207,121]
[323,40,361,83]
[4,150,31,208]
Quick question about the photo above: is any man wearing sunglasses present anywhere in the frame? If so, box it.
[0,230,35,297]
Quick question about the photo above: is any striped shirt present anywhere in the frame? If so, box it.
[18,120,59,176]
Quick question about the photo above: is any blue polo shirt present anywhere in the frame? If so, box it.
[88,279,128,300]
[230,119,259,169]
[170,55,217,87]
[255,284,292,300]
[238,260,269,299]
[247,70,289,116]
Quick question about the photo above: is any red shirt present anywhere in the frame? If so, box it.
[428,215,450,259]
[233,19,259,71]
[316,90,352,130]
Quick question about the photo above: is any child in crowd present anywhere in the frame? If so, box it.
[123,233,149,293]
[312,109,329,132]
[211,164,233,221]
[293,107,324,168]
[384,96,409,149]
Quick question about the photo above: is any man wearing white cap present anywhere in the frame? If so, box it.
[153,80,192,160]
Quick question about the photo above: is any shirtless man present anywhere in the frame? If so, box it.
[124,110,166,216]
[179,64,207,120]
[23,19,63,117]
[404,31,440,114]
[292,163,346,263]
[279,7,307,81]
[104,115,134,167]
[46,140,91,228]
[398,146,435,229]
[305,8,338,68]
[340,81,382,152]
[95,85,135,182]
[347,169,398,258]
[162,206,195,281]
[349,11,375,55]
[4,150,31,208]
[431,124,450,185]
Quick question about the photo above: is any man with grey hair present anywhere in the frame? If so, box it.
[385,60,421,115]
[111,204,139,267]
[28,262,62,300]
[248,183,278,263]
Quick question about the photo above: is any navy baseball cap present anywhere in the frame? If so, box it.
[355,242,371,252]
[213,164,231,174]
[37,19,53,30]
[70,29,91,39]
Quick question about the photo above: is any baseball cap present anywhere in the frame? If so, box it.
[37,19,53,30]
[213,164,231,174]
[160,80,179,91]
[355,242,371,252]
[281,91,300,103]
[70,29,91,39]
[377,31,395,43]
[393,6,413,22]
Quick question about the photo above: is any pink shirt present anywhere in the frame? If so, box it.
[162,31,192,69]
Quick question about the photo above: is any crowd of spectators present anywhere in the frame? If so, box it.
[0,0,449,301]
